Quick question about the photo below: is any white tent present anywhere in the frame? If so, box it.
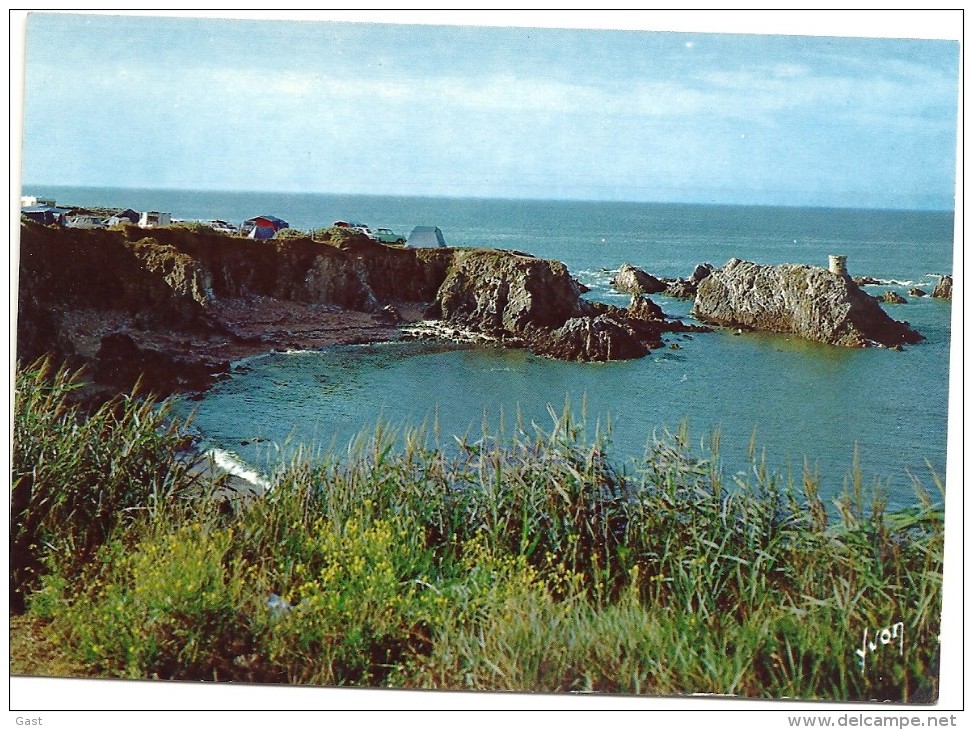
[407,226,447,248]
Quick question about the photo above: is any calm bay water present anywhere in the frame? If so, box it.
[35,186,955,508]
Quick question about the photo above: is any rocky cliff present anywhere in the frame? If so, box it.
[17,223,694,396]
[692,259,923,348]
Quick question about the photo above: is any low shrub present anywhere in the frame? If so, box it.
[274,227,312,240]
[36,521,263,681]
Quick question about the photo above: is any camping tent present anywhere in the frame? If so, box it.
[242,215,289,240]
[21,205,70,226]
[106,208,140,226]
[407,226,447,248]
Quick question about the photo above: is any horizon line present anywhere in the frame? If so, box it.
[21,182,956,215]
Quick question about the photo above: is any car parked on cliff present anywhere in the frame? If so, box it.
[371,227,407,245]
[331,220,373,236]
[64,214,107,229]
[207,220,238,235]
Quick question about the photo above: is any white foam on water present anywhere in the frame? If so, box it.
[400,320,500,345]
[209,447,273,492]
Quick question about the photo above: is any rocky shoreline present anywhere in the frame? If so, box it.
[17,221,942,409]
[17,223,701,403]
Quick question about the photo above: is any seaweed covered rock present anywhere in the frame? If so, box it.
[693,259,923,347]
[531,312,654,361]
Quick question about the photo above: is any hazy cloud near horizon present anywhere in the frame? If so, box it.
[19,13,960,208]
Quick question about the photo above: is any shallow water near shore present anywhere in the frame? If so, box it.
[49,187,952,510]
[179,311,949,511]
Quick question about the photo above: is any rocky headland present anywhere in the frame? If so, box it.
[16,223,700,399]
[17,221,936,404]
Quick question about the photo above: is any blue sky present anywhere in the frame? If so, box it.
[18,11,960,209]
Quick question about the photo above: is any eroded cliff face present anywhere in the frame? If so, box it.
[434,249,590,333]
[692,259,923,348]
[17,224,688,396]
[17,225,425,394]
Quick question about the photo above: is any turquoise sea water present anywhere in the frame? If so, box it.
[34,186,955,509]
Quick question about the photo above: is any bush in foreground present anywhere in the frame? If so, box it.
[10,358,197,608]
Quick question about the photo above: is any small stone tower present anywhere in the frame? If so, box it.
[828,255,849,278]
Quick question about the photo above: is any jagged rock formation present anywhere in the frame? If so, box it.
[431,249,699,361]
[626,293,665,322]
[692,259,923,348]
[611,263,666,295]
[689,263,715,284]
[931,275,952,300]
[659,263,714,300]
[879,291,907,305]
[663,279,698,300]
[17,223,701,395]
[434,250,587,334]
[533,311,651,361]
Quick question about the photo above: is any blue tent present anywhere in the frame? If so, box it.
[21,205,70,226]
[407,226,447,248]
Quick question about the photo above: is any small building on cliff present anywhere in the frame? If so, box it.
[21,195,57,207]
[407,226,447,248]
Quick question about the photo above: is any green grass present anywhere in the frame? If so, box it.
[10,358,200,608]
[12,361,944,701]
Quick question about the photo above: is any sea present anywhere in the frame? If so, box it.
[31,186,956,511]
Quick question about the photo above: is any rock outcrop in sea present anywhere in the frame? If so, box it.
[878,291,907,305]
[611,263,666,295]
[428,249,702,361]
[931,275,953,300]
[692,258,924,348]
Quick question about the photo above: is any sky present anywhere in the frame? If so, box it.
[16,11,961,209]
